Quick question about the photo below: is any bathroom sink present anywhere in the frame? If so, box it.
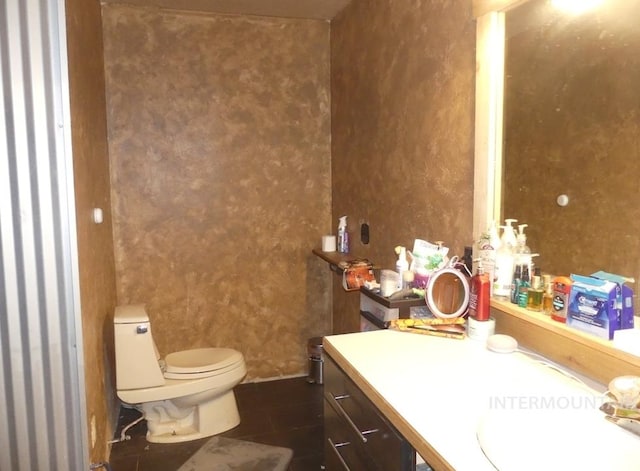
[476,395,640,470]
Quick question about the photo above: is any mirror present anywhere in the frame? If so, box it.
[473,0,640,289]
[503,0,640,284]
[426,269,470,318]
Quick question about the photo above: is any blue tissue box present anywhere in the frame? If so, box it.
[567,274,618,340]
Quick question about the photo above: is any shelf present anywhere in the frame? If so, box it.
[311,247,375,275]
[490,298,640,385]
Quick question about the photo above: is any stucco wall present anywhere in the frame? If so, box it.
[66,0,118,462]
[330,0,477,327]
[102,5,332,380]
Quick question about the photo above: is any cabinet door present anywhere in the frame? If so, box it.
[324,354,416,471]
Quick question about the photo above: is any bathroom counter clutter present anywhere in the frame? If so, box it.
[323,329,640,471]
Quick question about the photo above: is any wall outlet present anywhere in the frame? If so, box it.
[360,223,370,244]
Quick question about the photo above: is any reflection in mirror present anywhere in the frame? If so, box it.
[427,269,470,317]
[502,0,640,285]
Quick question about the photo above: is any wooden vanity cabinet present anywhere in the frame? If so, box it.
[324,353,416,470]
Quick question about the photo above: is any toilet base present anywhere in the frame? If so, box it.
[141,389,241,443]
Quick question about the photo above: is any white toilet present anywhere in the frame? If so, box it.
[113,304,247,443]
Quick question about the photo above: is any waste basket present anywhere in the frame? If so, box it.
[306,336,324,384]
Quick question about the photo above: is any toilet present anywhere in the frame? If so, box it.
[113,304,247,443]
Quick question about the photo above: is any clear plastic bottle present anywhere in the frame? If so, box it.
[515,224,532,277]
[542,274,553,315]
[395,246,409,290]
[493,219,517,298]
[478,221,501,297]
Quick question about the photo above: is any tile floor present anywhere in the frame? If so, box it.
[109,376,324,471]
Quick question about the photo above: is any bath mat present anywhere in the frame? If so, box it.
[177,436,293,471]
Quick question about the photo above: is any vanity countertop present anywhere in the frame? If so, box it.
[324,329,640,471]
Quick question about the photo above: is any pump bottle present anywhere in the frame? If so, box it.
[493,219,517,299]
[337,216,349,253]
[515,224,532,276]
[478,221,501,296]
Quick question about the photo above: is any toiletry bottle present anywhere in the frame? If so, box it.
[527,274,544,312]
[478,221,501,296]
[469,261,490,321]
[517,263,530,308]
[542,274,553,315]
[551,276,573,323]
[337,216,349,253]
[493,219,517,299]
[510,264,522,304]
[395,246,409,290]
[515,224,532,277]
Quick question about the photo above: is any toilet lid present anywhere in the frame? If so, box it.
[164,348,243,375]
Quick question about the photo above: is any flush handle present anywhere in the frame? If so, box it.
[136,325,148,334]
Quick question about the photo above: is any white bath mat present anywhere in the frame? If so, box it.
[177,436,293,471]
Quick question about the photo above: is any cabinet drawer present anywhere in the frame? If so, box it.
[324,398,377,471]
[324,354,415,471]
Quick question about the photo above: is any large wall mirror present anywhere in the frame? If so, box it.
[474,0,640,289]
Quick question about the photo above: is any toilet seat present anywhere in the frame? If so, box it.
[163,348,243,379]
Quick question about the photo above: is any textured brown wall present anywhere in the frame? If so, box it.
[65,0,118,463]
[102,5,332,380]
[330,0,477,324]
[503,0,640,284]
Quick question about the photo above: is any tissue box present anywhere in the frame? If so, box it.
[591,271,635,330]
[567,274,619,340]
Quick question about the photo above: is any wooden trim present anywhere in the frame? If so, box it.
[472,11,505,243]
[323,342,455,471]
[472,0,529,18]
[491,299,640,385]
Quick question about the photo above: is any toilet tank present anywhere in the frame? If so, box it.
[114,304,165,391]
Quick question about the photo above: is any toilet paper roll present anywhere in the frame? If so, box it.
[467,316,496,341]
[322,235,336,252]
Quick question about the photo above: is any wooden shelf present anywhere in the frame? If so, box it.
[311,247,375,275]
[490,298,640,385]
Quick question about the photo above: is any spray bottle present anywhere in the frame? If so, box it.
[395,246,409,290]
[337,216,349,253]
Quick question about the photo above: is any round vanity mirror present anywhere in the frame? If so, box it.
[426,268,470,319]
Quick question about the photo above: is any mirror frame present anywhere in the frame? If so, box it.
[472,0,525,242]
[471,0,640,384]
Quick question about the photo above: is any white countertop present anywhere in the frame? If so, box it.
[324,329,640,471]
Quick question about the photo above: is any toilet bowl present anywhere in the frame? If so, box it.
[114,304,247,443]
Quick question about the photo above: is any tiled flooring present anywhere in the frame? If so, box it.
[109,376,324,470]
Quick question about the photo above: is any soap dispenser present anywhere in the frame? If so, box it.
[493,219,517,299]
[515,224,531,271]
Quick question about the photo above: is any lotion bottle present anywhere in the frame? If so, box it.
[493,219,517,299]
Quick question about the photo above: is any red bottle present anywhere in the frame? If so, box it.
[469,262,490,321]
